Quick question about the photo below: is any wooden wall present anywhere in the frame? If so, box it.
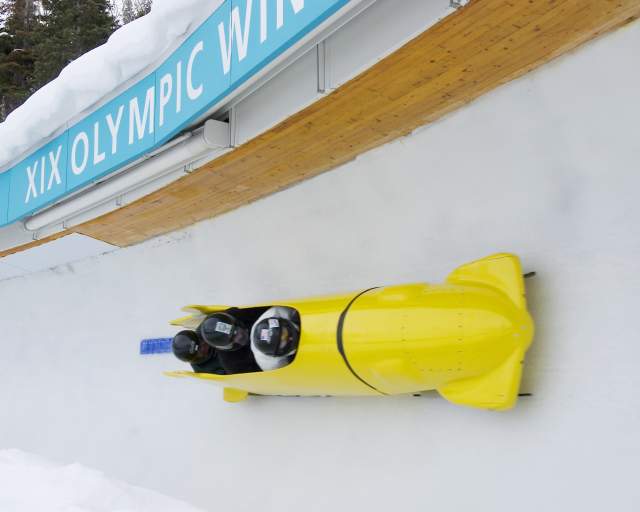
[3,0,639,255]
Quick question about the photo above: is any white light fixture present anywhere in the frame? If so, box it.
[25,119,230,233]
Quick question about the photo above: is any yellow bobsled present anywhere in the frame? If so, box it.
[167,253,534,411]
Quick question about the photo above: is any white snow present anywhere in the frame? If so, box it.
[0,0,224,171]
[0,449,205,512]
[0,233,116,280]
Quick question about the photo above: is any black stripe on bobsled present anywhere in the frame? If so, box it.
[336,288,387,395]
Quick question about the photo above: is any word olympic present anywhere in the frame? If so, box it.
[0,0,350,226]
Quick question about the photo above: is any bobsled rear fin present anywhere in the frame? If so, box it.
[224,388,249,402]
[181,305,229,314]
[447,253,526,309]
[164,372,248,402]
[437,349,524,411]
[164,370,196,379]
[164,370,227,382]
[170,305,230,329]
[170,314,205,329]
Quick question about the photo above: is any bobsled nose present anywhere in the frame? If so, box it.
[437,301,534,411]
[498,308,534,356]
[509,308,535,352]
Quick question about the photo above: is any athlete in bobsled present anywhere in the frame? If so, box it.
[172,306,301,374]
[167,253,535,411]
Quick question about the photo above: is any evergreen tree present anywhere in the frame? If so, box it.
[32,0,117,88]
[135,0,152,19]
[121,0,151,25]
[0,0,38,121]
[121,0,134,24]
[0,0,148,122]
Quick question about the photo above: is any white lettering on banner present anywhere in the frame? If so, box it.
[218,0,253,74]
[260,0,267,42]
[235,1,252,62]
[72,132,90,176]
[187,42,205,101]
[6,0,331,223]
[176,61,183,114]
[106,106,124,155]
[129,86,155,144]
[93,122,106,165]
[218,20,232,75]
[160,55,195,128]
[220,0,306,73]
[25,161,39,203]
[159,73,173,127]
[39,156,45,195]
[24,145,64,203]
[47,146,62,191]
[277,0,304,29]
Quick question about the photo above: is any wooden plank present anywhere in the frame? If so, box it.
[0,231,69,259]
[4,0,637,252]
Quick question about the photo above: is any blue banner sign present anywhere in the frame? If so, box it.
[0,171,9,225]
[0,0,350,227]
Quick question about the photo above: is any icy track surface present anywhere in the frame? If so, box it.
[0,18,639,512]
[0,450,205,512]
[0,0,224,169]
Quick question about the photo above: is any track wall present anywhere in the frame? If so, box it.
[1,18,638,512]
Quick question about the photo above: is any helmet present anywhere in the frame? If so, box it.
[252,317,299,358]
[198,312,249,351]
[172,330,213,364]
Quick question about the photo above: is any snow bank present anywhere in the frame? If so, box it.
[0,0,224,171]
[0,449,205,512]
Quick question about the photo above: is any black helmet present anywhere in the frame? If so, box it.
[172,330,213,364]
[198,312,249,351]
[252,317,299,357]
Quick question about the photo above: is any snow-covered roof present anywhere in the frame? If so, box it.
[0,0,223,171]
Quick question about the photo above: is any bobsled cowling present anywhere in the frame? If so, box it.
[167,253,534,411]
